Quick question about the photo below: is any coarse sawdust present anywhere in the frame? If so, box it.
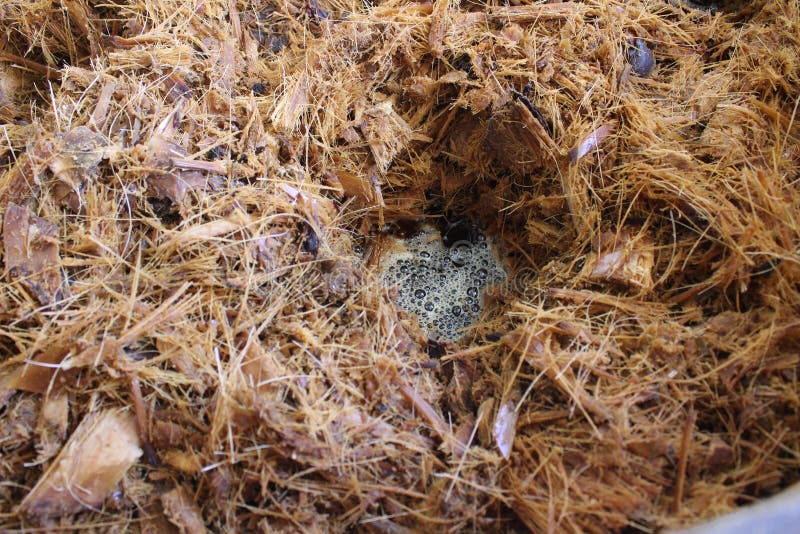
[0,0,799,532]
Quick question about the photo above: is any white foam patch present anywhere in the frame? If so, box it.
[379,224,506,341]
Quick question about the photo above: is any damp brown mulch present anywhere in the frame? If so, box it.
[0,0,799,531]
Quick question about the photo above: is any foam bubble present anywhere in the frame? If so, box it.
[379,223,506,341]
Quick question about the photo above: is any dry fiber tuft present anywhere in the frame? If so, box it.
[0,0,799,531]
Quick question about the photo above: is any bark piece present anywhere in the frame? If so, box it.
[20,410,142,517]
[493,401,518,460]
[3,203,64,305]
[161,486,207,534]
[586,228,654,291]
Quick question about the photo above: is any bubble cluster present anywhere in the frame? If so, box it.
[380,224,506,341]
